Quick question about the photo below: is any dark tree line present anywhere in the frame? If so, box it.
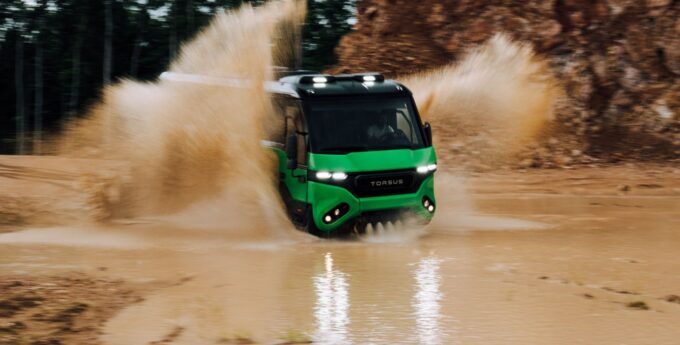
[0,0,355,154]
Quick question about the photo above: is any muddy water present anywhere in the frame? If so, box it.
[2,169,679,345]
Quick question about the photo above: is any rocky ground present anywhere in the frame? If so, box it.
[328,0,680,164]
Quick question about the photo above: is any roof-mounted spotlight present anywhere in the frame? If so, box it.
[300,75,334,84]
[351,73,385,83]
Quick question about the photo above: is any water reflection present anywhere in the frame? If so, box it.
[413,257,444,345]
[313,252,351,344]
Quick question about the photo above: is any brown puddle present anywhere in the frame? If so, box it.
[2,167,679,345]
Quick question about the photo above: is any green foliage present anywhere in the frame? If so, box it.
[0,0,355,153]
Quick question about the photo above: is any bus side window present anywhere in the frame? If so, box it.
[284,107,296,142]
[395,104,418,144]
[266,97,287,144]
[284,102,306,166]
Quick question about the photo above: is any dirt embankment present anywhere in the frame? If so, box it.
[329,0,680,165]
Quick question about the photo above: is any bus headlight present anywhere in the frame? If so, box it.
[417,164,437,174]
[315,171,347,181]
[332,172,348,181]
[316,171,332,179]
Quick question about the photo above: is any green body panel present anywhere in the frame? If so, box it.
[359,175,434,214]
[273,147,437,233]
[308,148,436,173]
[306,182,361,230]
[307,175,435,232]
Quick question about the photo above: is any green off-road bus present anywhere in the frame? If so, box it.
[161,71,437,237]
[262,72,437,236]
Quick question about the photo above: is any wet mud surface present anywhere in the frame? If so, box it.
[1,156,679,344]
[0,274,148,345]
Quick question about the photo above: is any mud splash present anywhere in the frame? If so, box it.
[365,36,559,238]
[57,1,306,238]
[53,8,558,239]
[431,173,551,233]
[404,34,560,167]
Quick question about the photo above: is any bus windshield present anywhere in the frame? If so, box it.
[308,97,425,154]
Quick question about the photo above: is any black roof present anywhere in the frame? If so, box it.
[265,73,411,99]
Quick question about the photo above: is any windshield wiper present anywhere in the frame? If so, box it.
[320,145,370,153]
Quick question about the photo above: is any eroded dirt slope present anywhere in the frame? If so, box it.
[329,1,680,162]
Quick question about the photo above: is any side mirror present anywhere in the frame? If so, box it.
[286,134,298,169]
[424,122,433,146]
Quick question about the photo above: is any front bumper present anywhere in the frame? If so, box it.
[307,175,436,233]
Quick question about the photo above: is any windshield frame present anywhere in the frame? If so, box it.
[304,94,428,155]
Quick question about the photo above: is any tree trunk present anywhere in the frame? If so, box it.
[103,0,115,146]
[130,29,144,78]
[15,31,25,155]
[34,37,43,154]
[130,5,148,78]
[34,0,47,155]
[186,0,194,33]
[103,0,113,85]
[169,8,177,62]
[68,18,85,118]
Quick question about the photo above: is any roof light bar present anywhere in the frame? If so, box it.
[299,73,384,84]
[351,73,385,83]
[299,75,334,84]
